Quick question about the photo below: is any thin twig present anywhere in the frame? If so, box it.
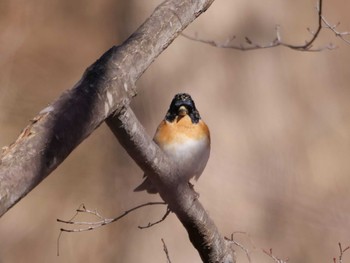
[263,248,289,263]
[57,231,63,257]
[297,0,323,50]
[182,0,348,51]
[138,207,171,229]
[334,242,350,263]
[56,202,167,256]
[161,238,172,263]
[57,202,166,232]
[321,16,350,45]
[225,233,252,263]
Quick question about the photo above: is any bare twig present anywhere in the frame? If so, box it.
[57,202,166,232]
[56,202,167,256]
[321,16,350,45]
[182,0,349,51]
[161,238,172,263]
[57,230,63,257]
[225,236,251,263]
[263,248,289,263]
[334,242,350,263]
[138,207,171,229]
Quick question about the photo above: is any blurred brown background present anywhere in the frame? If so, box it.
[1,0,350,262]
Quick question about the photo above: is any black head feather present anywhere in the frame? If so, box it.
[165,93,201,123]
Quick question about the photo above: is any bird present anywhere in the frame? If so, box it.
[134,93,210,194]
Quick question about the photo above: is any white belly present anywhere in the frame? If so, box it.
[162,137,210,181]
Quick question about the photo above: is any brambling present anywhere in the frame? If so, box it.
[134,93,210,194]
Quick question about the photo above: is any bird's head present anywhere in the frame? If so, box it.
[165,93,201,123]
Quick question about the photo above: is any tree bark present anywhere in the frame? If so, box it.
[0,0,235,262]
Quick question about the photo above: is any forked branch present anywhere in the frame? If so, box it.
[182,0,349,51]
[333,242,350,263]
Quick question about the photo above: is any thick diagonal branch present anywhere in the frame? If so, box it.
[106,107,235,263]
[0,0,234,261]
[0,0,214,217]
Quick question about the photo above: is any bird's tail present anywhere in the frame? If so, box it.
[134,177,158,194]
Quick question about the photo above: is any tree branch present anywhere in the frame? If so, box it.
[0,0,214,217]
[0,0,236,261]
[57,202,166,233]
[181,0,346,51]
[106,107,235,263]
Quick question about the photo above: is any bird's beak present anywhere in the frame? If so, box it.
[178,106,188,117]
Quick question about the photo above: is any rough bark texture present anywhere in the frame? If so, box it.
[0,0,235,262]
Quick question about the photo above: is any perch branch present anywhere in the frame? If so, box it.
[106,106,235,262]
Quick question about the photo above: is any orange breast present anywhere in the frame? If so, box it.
[154,115,210,145]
